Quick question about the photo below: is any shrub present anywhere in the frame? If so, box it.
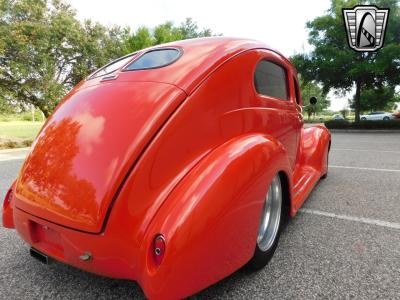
[324,119,400,129]
[304,118,326,124]
[22,139,33,147]
[4,140,18,148]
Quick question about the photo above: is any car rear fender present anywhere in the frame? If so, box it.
[138,133,292,299]
[2,180,16,228]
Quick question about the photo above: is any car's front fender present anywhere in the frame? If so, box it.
[299,125,331,176]
[139,134,292,299]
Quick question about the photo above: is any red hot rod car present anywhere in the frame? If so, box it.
[3,37,330,299]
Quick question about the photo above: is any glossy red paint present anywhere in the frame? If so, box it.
[3,37,330,299]
[2,180,16,228]
[15,82,186,233]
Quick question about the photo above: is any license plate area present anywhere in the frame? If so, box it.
[28,221,65,260]
[29,221,62,249]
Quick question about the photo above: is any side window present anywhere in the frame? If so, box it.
[293,76,301,105]
[254,60,288,100]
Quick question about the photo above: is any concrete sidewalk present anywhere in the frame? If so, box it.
[0,147,30,162]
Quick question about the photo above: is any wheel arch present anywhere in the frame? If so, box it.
[137,133,292,299]
[278,170,292,222]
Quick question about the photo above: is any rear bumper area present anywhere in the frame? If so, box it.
[13,207,137,280]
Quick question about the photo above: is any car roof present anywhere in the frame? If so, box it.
[87,37,288,95]
[133,37,285,93]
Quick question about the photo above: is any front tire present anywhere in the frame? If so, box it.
[247,174,283,270]
[321,144,330,179]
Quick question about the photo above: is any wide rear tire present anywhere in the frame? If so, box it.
[247,174,283,270]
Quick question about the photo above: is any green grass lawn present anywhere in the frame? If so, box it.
[0,121,44,149]
[0,121,43,139]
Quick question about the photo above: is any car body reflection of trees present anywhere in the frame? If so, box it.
[18,118,98,225]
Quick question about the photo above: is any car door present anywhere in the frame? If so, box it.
[368,112,375,120]
[291,74,304,162]
[253,51,301,170]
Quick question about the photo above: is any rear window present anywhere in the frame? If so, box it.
[125,48,181,71]
[90,54,136,79]
[254,60,288,100]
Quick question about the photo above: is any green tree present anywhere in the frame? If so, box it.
[0,0,214,116]
[0,0,128,116]
[291,0,400,122]
[351,85,397,112]
[68,21,129,87]
[0,96,14,114]
[299,77,330,120]
[153,21,183,44]
[179,18,213,39]
[124,18,213,52]
[124,26,154,52]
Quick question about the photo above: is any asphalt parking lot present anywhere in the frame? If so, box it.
[1,132,399,299]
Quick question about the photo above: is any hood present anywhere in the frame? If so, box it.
[15,81,186,233]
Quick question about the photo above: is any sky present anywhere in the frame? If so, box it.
[67,0,351,111]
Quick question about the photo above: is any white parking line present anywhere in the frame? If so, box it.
[300,208,400,230]
[333,148,400,154]
[329,165,400,173]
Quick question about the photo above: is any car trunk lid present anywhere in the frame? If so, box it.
[14,81,186,233]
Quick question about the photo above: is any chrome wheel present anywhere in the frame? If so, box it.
[257,175,282,252]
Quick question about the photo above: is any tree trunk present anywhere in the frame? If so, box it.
[40,107,50,118]
[354,80,362,123]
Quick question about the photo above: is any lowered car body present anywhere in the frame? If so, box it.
[3,38,330,299]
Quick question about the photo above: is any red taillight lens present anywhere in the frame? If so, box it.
[3,181,16,228]
[3,187,13,209]
[153,235,166,266]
